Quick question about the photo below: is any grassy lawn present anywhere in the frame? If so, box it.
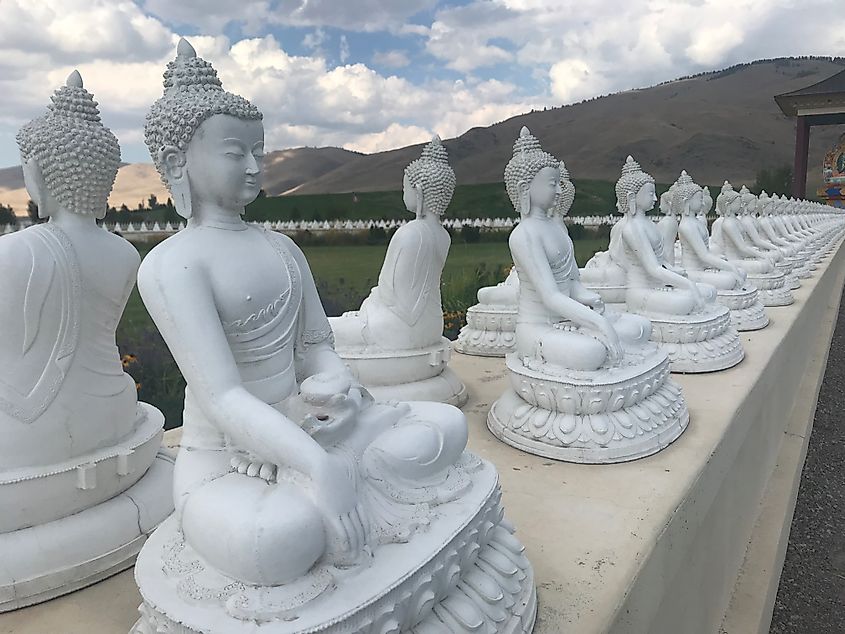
[121,237,608,332]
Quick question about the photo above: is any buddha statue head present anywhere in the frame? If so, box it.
[615,155,656,216]
[701,186,713,216]
[670,171,703,217]
[145,38,264,219]
[739,185,757,216]
[659,186,674,217]
[16,71,121,220]
[402,135,455,218]
[758,190,774,215]
[552,161,576,218]
[716,181,741,217]
[504,126,561,217]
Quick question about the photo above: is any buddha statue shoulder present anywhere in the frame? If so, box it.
[0,71,172,611]
[487,127,688,463]
[330,137,454,352]
[132,41,533,633]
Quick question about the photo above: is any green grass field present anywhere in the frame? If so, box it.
[120,237,608,332]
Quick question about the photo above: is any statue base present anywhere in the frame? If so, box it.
[747,271,794,307]
[337,337,469,406]
[454,304,517,357]
[647,304,745,373]
[131,456,536,634]
[775,261,802,290]
[0,435,173,611]
[715,287,769,331]
[487,344,689,463]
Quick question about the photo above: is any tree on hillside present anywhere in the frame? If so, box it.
[0,203,17,226]
[26,199,44,224]
[752,165,792,196]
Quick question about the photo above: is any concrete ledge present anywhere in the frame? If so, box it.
[1,239,842,633]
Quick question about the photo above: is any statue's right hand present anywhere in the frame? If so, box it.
[597,320,623,364]
[311,453,370,567]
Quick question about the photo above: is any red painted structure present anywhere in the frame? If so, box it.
[775,68,845,198]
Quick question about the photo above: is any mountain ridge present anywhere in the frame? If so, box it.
[2,56,843,214]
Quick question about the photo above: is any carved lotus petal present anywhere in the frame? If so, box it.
[435,593,485,631]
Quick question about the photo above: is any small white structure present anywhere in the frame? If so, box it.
[0,71,172,611]
[487,128,689,463]
[132,40,535,634]
[330,137,467,405]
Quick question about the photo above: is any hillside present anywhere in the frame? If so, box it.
[293,57,845,195]
[2,57,844,215]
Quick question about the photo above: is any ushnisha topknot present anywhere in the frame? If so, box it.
[16,70,121,217]
[553,160,576,217]
[670,170,702,213]
[404,135,455,216]
[504,126,560,212]
[715,180,740,216]
[144,38,263,186]
[615,155,655,213]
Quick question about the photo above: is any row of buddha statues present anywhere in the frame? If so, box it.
[1,39,843,633]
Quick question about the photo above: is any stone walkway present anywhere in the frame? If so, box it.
[770,289,845,633]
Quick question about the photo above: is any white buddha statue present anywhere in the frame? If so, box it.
[737,186,801,290]
[710,182,794,306]
[757,191,814,278]
[487,128,689,463]
[673,171,769,331]
[603,157,743,372]
[131,40,535,634]
[330,138,466,404]
[454,265,519,357]
[0,72,173,611]
[657,185,680,268]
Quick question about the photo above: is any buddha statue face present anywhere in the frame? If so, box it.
[659,190,673,216]
[634,182,657,215]
[688,191,704,216]
[163,114,264,214]
[145,39,263,219]
[528,166,562,214]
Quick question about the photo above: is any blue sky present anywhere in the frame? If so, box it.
[0,0,843,168]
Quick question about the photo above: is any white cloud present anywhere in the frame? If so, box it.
[142,0,438,33]
[372,50,412,68]
[339,35,350,64]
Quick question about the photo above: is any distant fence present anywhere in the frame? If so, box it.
[1,214,715,238]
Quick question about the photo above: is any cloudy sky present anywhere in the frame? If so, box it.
[1,0,843,167]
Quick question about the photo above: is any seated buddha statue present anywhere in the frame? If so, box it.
[657,186,680,267]
[487,128,689,463]
[132,40,535,634]
[737,187,801,290]
[757,191,814,278]
[710,182,794,306]
[604,157,743,372]
[454,265,520,357]
[674,171,768,331]
[0,72,172,610]
[477,266,520,305]
[329,138,466,404]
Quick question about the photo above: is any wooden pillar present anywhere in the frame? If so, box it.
[792,116,810,198]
